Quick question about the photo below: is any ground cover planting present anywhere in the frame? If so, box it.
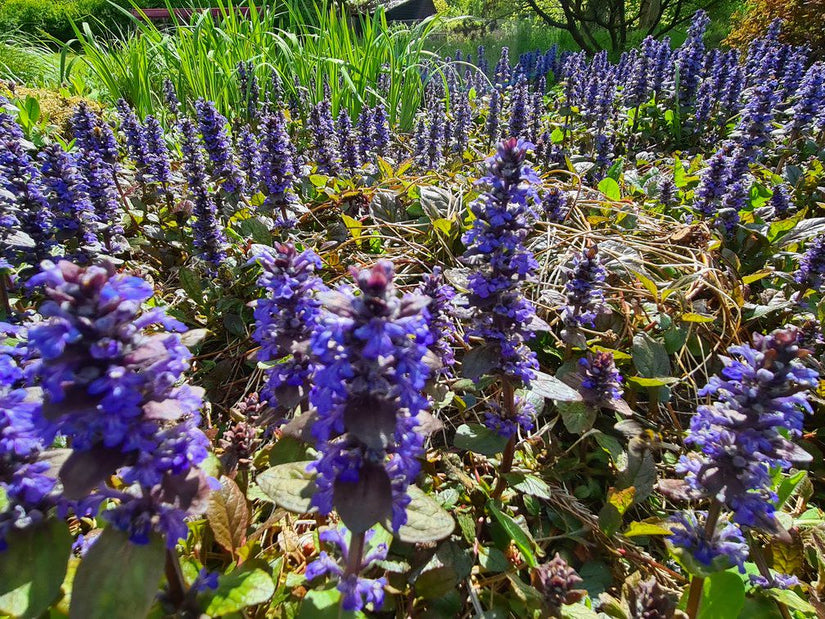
[1,6,825,617]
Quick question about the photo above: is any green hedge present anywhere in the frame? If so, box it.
[0,0,133,41]
[0,0,231,43]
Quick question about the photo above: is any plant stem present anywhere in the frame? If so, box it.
[164,548,188,610]
[747,533,792,619]
[0,273,10,319]
[345,530,366,578]
[491,378,516,500]
[685,500,722,619]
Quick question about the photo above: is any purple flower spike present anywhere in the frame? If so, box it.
[578,351,622,404]
[305,526,388,613]
[416,267,458,375]
[669,511,749,573]
[796,234,825,292]
[180,118,229,273]
[308,260,435,533]
[461,138,540,433]
[677,327,818,530]
[25,260,211,547]
[0,323,56,549]
[561,244,606,331]
[249,243,326,410]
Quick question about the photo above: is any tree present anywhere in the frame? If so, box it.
[522,0,722,53]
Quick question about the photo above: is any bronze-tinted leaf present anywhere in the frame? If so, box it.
[207,477,250,556]
[334,462,392,534]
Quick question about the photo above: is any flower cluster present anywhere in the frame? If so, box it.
[0,110,51,265]
[305,527,387,612]
[796,234,825,292]
[561,245,606,333]
[26,260,211,547]
[180,118,229,272]
[461,138,540,397]
[308,260,434,533]
[258,110,300,226]
[195,99,245,195]
[668,511,749,573]
[530,554,586,614]
[0,323,56,550]
[249,243,326,410]
[578,351,622,404]
[676,327,818,530]
[415,267,458,375]
[625,577,677,619]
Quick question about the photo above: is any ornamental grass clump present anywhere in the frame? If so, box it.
[26,260,211,547]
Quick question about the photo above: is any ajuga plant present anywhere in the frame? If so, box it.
[415,266,458,376]
[560,244,607,347]
[530,554,587,618]
[577,351,623,406]
[460,137,540,495]
[258,110,300,226]
[23,261,212,549]
[179,118,229,273]
[0,323,56,550]
[195,99,245,197]
[0,110,51,266]
[304,260,435,609]
[665,327,818,617]
[249,243,326,413]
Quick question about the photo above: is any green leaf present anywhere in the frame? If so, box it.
[507,473,552,499]
[206,477,249,557]
[775,470,807,508]
[578,560,612,598]
[632,333,670,377]
[697,571,745,619]
[594,432,624,462]
[625,376,679,387]
[70,528,165,619]
[558,400,598,434]
[487,501,536,567]
[597,177,621,201]
[453,423,508,456]
[478,546,509,573]
[679,312,715,323]
[393,485,454,543]
[256,461,317,514]
[179,267,203,304]
[419,186,452,219]
[762,588,816,614]
[623,521,672,537]
[203,568,275,615]
[341,214,362,242]
[0,520,72,618]
[550,127,564,143]
[244,217,272,245]
[223,313,247,337]
[432,217,453,237]
[776,217,825,247]
[530,371,583,402]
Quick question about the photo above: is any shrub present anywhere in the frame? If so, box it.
[725,0,825,60]
[0,0,133,43]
